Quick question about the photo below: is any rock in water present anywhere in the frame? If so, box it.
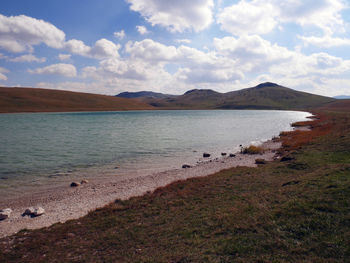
[0,208,12,220]
[182,164,191,168]
[221,153,227,156]
[70,182,80,187]
[203,153,211,158]
[229,153,236,157]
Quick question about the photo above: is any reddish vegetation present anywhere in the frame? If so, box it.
[0,87,154,113]
[279,113,332,151]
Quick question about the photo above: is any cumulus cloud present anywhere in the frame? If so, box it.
[136,25,149,35]
[0,14,120,61]
[127,0,214,32]
[65,38,120,59]
[217,1,277,35]
[28,63,77,78]
[9,54,46,63]
[0,67,9,80]
[114,30,125,39]
[217,0,347,36]
[214,35,294,73]
[0,14,65,53]
[299,35,350,48]
[58,53,71,61]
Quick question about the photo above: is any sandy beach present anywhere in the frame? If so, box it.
[0,139,282,238]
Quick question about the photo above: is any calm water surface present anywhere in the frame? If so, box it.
[0,110,311,191]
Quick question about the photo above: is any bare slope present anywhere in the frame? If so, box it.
[0,87,154,113]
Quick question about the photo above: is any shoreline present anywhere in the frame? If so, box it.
[0,139,282,238]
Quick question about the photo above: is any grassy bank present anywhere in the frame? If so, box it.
[1,102,349,262]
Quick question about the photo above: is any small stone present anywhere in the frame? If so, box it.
[280,156,294,162]
[221,152,227,156]
[203,153,211,158]
[81,179,89,184]
[0,208,12,220]
[33,207,45,217]
[23,206,45,217]
[255,158,266,164]
[229,153,236,157]
[70,182,80,187]
[182,164,191,168]
[23,207,35,216]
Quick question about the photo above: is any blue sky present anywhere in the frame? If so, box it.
[1,0,350,96]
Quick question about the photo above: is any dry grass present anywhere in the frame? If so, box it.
[241,145,265,154]
[0,87,154,113]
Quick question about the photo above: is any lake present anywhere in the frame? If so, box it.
[0,110,311,192]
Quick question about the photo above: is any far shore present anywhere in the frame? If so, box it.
[0,137,286,238]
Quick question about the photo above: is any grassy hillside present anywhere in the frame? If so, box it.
[1,100,349,262]
[134,82,335,110]
[0,87,154,113]
[220,83,335,110]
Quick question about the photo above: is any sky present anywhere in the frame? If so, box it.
[0,0,350,97]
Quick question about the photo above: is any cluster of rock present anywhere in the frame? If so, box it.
[0,206,46,221]
[23,206,45,217]
[70,179,89,187]
[0,208,12,220]
[181,151,238,169]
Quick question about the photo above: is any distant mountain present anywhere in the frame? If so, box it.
[1,83,336,113]
[0,87,154,113]
[137,82,335,110]
[333,95,350,99]
[116,91,173,99]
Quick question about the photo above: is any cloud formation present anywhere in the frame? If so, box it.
[114,30,125,39]
[0,14,65,53]
[217,0,347,36]
[127,0,214,32]
[136,25,149,35]
[9,54,46,63]
[28,63,77,78]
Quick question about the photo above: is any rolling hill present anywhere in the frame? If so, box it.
[0,87,154,113]
[116,91,174,99]
[123,82,335,110]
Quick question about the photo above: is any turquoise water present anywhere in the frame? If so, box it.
[0,110,310,189]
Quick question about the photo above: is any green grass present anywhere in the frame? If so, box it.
[0,106,349,262]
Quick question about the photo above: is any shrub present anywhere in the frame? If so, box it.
[241,145,265,154]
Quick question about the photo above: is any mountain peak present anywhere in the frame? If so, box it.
[254,82,280,89]
[184,89,218,95]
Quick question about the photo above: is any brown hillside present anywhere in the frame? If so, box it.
[0,87,154,113]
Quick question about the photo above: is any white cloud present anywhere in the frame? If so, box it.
[127,0,214,32]
[28,63,77,78]
[299,35,350,48]
[217,1,277,35]
[217,0,347,36]
[175,39,191,44]
[58,53,72,61]
[0,67,9,80]
[126,39,177,61]
[65,38,120,59]
[214,35,294,73]
[136,25,149,35]
[114,30,125,39]
[9,54,46,63]
[0,14,65,53]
